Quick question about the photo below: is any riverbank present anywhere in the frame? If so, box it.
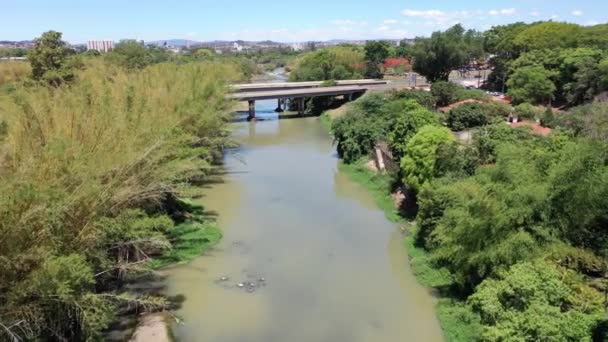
[323,108,482,341]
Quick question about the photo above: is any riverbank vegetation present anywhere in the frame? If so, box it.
[326,78,608,339]
[289,41,396,81]
[483,22,608,106]
[404,21,608,107]
[0,31,238,341]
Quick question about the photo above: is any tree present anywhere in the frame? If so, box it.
[387,99,440,160]
[28,31,75,86]
[106,40,170,69]
[331,93,391,162]
[364,40,390,79]
[507,66,557,104]
[513,22,581,52]
[411,24,470,82]
[559,49,607,105]
[431,81,462,106]
[446,102,489,131]
[483,22,529,92]
[401,125,455,191]
[396,40,414,58]
[469,261,604,342]
[547,140,608,256]
[289,46,364,81]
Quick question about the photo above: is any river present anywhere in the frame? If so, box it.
[160,74,443,342]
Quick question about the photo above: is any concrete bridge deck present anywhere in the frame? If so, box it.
[230,85,369,102]
[230,79,403,119]
[231,79,388,92]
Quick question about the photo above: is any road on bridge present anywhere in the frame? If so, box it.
[230,80,419,119]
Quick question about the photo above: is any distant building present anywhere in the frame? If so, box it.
[87,40,114,53]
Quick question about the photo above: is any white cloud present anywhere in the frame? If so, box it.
[383,19,398,24]
[331,19,355,25]
[402,9,448,18]
[572,10,583,16]
[401,9,472,25]
[586,20,599,26]
[488,8,516,16]
[530,11,540,17]
[551,14,560,20]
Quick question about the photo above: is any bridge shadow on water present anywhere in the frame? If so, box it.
[231,111,320,123]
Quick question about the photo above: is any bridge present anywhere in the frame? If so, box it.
[231,79,388,92]
[229,80,391,119]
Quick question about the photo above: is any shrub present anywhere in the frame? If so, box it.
[514,103,544,120]
[388,88,437,109]
[320,79,338,87]
[447,102,489,131]
[481,100,512,119]
[469,261,604,342]
[386,99,440,160]
[456,89,491,102]
[553,103,608,142]
[432,81,462,106]
[401,125,455,192]
[332,93,391,163]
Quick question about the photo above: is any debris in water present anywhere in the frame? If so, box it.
[237,283,245,288]
[258,277,265,282]
[219,276,229,282]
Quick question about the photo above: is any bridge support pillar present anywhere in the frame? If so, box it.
[297,97,305,115]
[248,100,256,120]
[275,98,284,113]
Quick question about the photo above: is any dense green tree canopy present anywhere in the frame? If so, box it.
[469,261,604,341]
[401,125,455,192]
[364,40,391,79]
[446,102,489,131]
[105,40,171,69]
[507,66,557,104]
[484,22,608,103]
[411,24,477,82]
[28,30,75,85]
[289,46,364,81]
[387,99,440,160]
[513,22,582,51]
[431,81,462,107]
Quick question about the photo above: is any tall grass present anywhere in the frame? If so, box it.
[0,60,239,340]
[0,61,30,86]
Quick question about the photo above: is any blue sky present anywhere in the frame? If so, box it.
[2,0,606,43]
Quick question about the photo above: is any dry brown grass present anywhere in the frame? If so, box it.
[0,60,30,85]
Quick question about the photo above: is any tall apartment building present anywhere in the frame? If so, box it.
[87,40,114,53]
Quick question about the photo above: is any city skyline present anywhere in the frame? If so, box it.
[2,0,607,43]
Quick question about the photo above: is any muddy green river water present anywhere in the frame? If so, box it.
[162,101,444,341]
